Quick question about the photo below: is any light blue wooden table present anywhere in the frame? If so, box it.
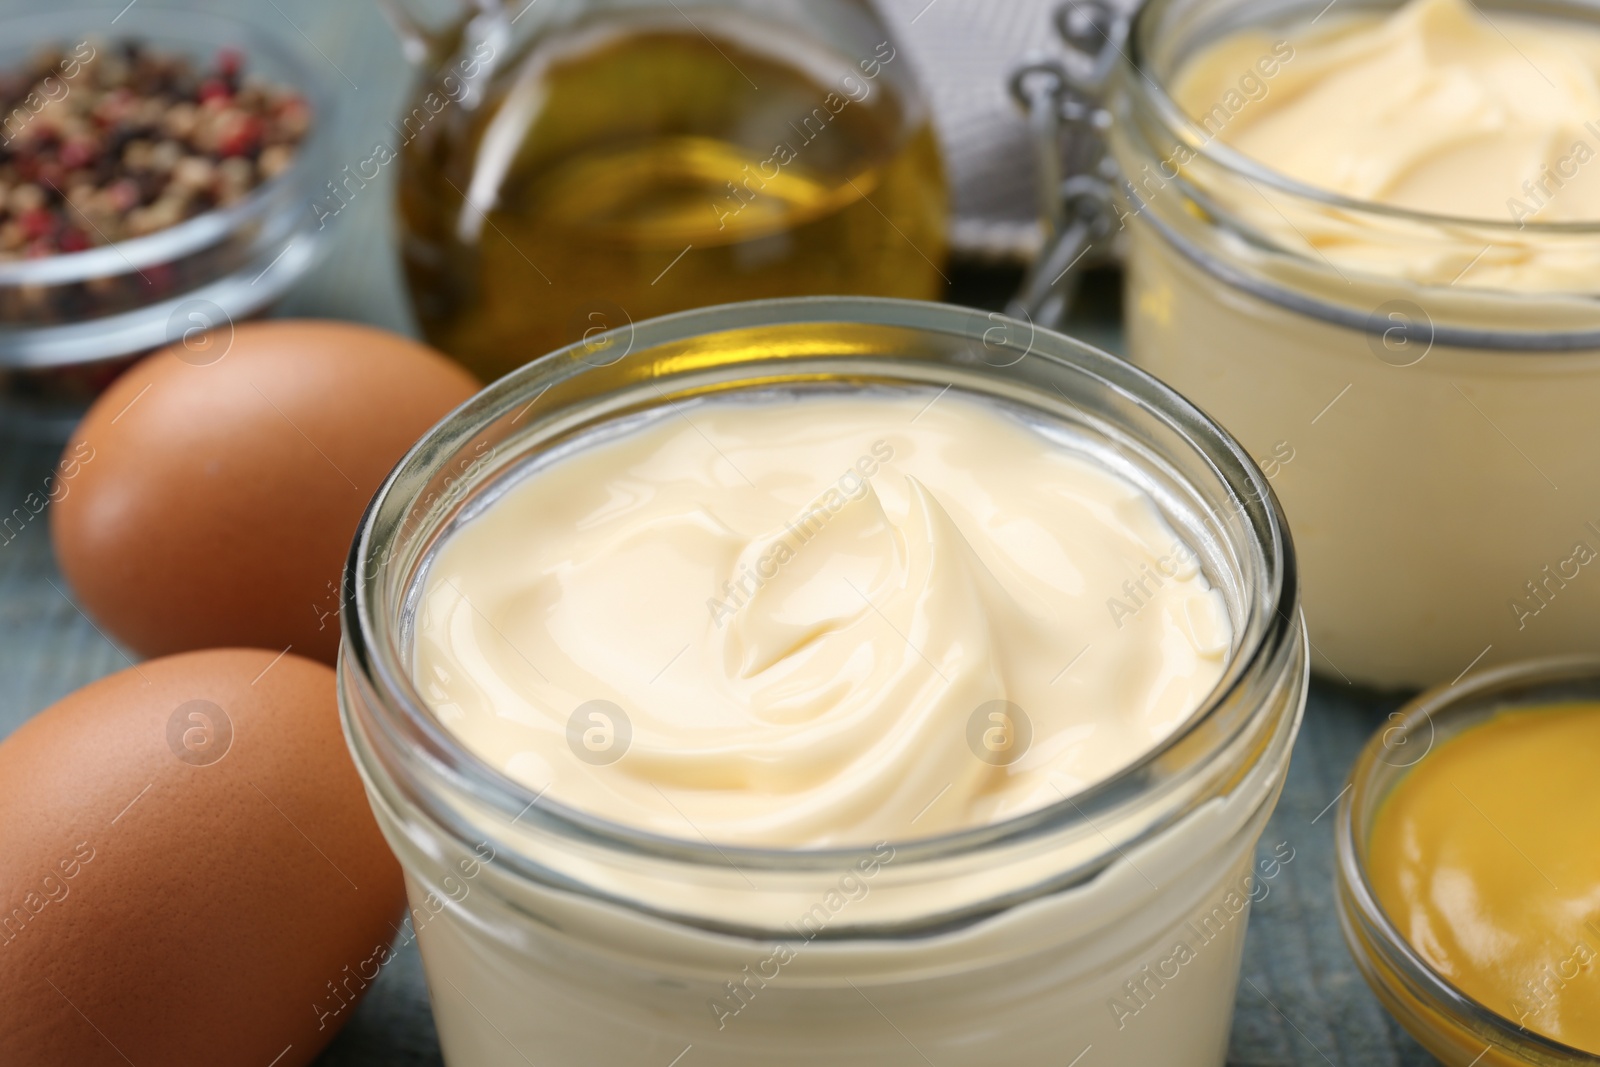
[0,1,1439,1063]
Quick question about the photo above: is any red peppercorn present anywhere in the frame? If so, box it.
[216,48,243,81]
[59,138,96,169]
[33,159,65,189]
[198,78,231,105]
[19,207,55,240]
[217,114,263,158]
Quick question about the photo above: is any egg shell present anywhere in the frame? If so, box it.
[0,648,406,1067]
[51,319,480,664]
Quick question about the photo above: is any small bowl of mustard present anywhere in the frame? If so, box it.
[1336,656,1600,1066]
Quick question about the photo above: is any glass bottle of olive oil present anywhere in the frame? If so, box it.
[392,2,948,381]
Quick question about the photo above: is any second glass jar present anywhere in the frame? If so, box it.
[1109,0,1600,689]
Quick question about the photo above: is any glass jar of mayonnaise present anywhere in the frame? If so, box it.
[339,297,1307,1066]
[1109,0,1600,689]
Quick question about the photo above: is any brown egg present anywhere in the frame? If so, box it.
[51,319,480,664]
[0,648,405,1067]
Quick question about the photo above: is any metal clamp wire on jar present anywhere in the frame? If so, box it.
[1005,0,1125,329]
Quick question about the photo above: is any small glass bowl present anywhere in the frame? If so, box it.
[1335,655,1600,1067]
[0,6,342,439]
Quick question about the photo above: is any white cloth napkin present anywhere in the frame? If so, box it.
[879,0,1080,261]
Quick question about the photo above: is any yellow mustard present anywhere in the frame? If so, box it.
[1368,703,1600,1053]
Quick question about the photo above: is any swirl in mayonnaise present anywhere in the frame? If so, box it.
[413,390,1230,846]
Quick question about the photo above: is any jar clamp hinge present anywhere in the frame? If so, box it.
[1005,0,1128,329]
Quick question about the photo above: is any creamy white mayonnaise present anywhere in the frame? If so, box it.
[1171,0,1600,288]
[412,389,1230,846]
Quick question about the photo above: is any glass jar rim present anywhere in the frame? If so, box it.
[1125,0,1600,237]
[1335,654,1600,1064]
[341,295,1302,874]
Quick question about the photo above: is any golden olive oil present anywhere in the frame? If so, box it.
[398,19,948,381]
